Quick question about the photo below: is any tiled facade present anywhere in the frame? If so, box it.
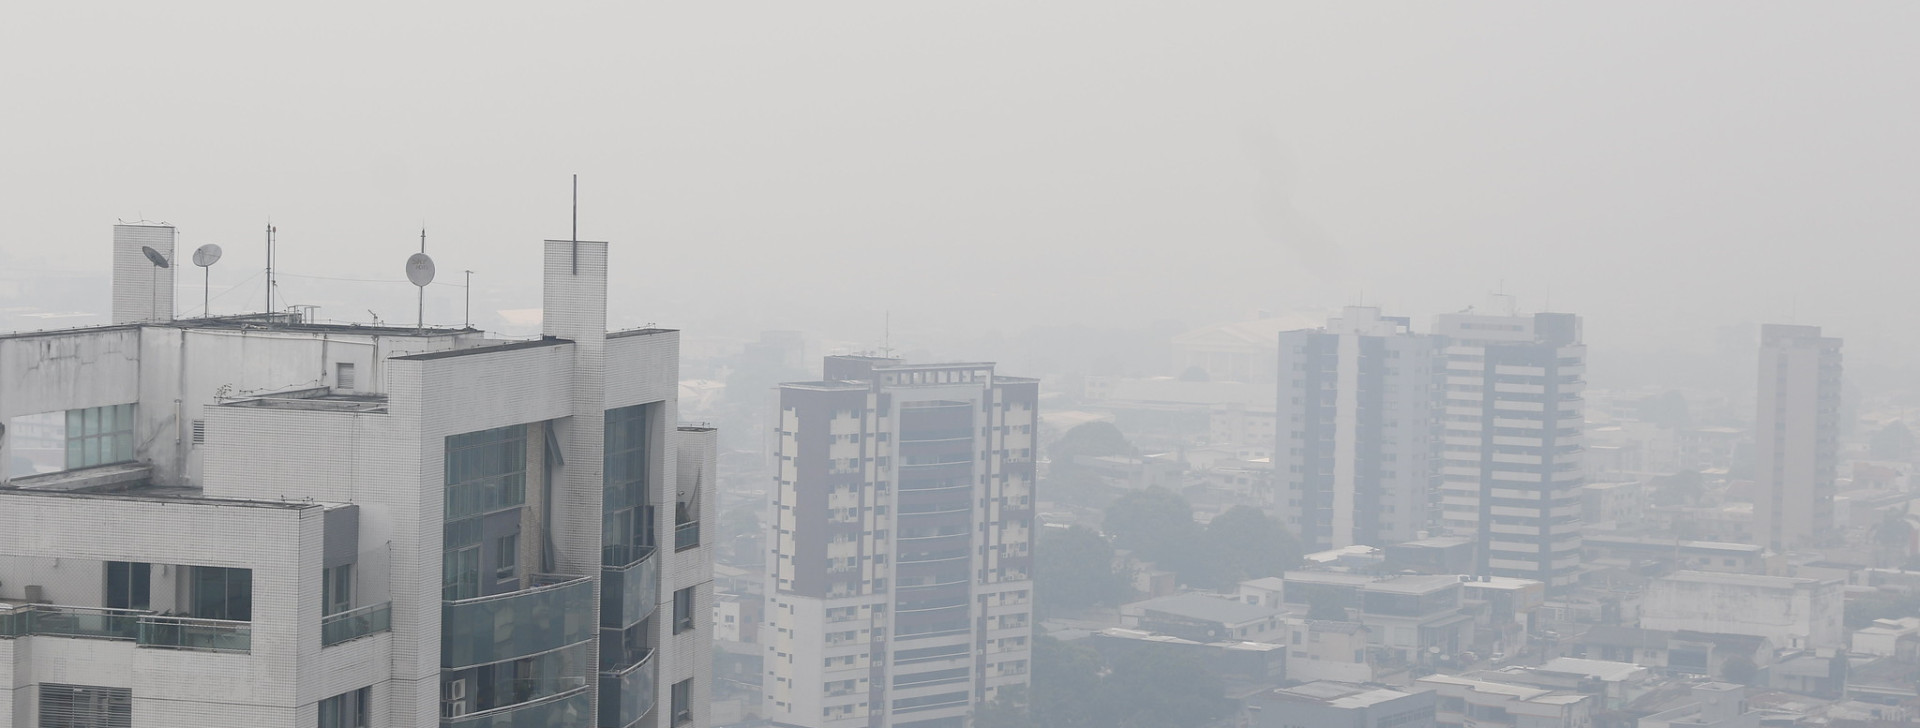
[0,226,712,728]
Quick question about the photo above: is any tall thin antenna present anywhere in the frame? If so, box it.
[464,270,473,328]
[265,224,276,317]
[418,227,427,332]
[882,311,892,358]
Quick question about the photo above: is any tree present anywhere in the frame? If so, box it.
[1207,506,1303,585]
[1647,470,1705,507]
[1028,636,1103,728]
[1092,648,1236,728]
[1872,421,1915,461]
[1036,526,1129,616]
[1051,421,1132,471]
[1722,655,1758,685]
[1103,488,1214,586]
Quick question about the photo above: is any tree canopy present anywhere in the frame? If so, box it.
[1051,421,1132,470]
[1872,421,1915,460]
[1103,490,1302,590]
[1036,525,1130,617]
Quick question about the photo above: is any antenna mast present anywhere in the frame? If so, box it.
[418,228,427,333]
[264,224,275,317]
[464,270,473,328]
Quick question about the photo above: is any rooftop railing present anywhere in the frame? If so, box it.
[0,605,252,653]
[321,602,392,646]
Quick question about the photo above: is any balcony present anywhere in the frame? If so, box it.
[443,683,591,728]
[601,550,659,629]
[322,602,392,646]
[137,615,252,653]
[674,521,700,552]
[442,574,594,669]
[598,649,658,728]
[0,605,251,653]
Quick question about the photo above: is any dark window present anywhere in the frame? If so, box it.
[495,535,518,580]
[65,404,136,470]
[318,686,370,728]
[190,566,252,621]
[443,546,480,601]
[104,561,150,611]
[671,678,693,725]
[323,564,353,616]
[673,587,695,633]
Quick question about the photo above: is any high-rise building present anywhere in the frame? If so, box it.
[1752,324,1842,552]
[0,224,713,728]
[1277,306,1441,550]
[1432,311,1586,591]
[763,357,1038,728]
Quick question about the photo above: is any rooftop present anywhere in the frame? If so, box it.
[1265,681,1419,709]
[1659,570,1835,589]
[1532,657,1650,682]
[1128,593,1282,626]
[1365,574,1465,595]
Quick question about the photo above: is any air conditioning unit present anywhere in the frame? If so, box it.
[442,679,467,701]
[442,699,469,718]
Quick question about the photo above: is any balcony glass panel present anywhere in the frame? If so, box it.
[21,606,144,640]
[443,575,593,669]
[443,687,590,728]
[598,650,658,728]
[674,522,700,552]
[322,602,392,646]
[138,615,252,653]
[601,550,658,629]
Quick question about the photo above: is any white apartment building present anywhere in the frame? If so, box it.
[1752,324,1842,552]
[1277,307,1441,550]
[763,357,1037,728]
[1416,673,1592,728]
[0,224,713,728]
[1432,311,1586,591]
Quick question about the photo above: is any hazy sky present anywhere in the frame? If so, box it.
[5,3,1919,372]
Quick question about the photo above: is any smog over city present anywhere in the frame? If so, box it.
[2,4,1917,728]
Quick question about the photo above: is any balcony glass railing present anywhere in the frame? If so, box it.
[0,605,251,653]
[139,615,252,653]
[443,684,591,728]
[674,521,700,552]
[598,649,658,728]
[20,605,144,641]
[322,602,392,646]
[443,574,594,669]
[601,551,659,629]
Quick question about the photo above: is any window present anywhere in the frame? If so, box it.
[671,678,693,726]
[65,403,136,470]
[495,535,518,580]
[324,564,353,616]
[335,362,356,392]
[189,566,252,621]
[318,687,371,728]
[673,587,695,633]
[39,683,131,728]
[444,425,528,520]
[104,561,151,611]
[443,546,480,601]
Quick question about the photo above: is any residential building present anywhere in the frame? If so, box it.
[1636,683,1760,728]
[1432,311,1587,591]
[1248,681,1435,728]
[1417,673,1592,728]
[1639,571,1844,650]
[0,225,714,727]
[1277,306,1442,550]
[762,357,1038,728]
[1751,324,1843,552]
[1119,593,1286,644]
[1852,618,1920,658]
[1282,619,1375,684]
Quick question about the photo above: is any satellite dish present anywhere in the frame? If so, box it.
[405,253,436,287]
[192,244,223,268]
[141,246,171,268]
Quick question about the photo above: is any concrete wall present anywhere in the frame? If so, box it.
[1640,573,1845,649]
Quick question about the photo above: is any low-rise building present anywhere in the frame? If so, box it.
[1283,619,1375,683]
[1249,681,1435,728]
[1417,673,1593,728]
[1580,536,1765,575]
[1640,571,1844,650]
[1852,617,1920,658]
[1120,593,1286,643]
[1636,682,1761,728]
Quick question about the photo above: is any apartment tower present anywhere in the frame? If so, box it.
[0,224,713,728]
[1277,306,1441,550]
[764,357,1038,728]
[1752,324,1842,552]
[1432,311,1586,591]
